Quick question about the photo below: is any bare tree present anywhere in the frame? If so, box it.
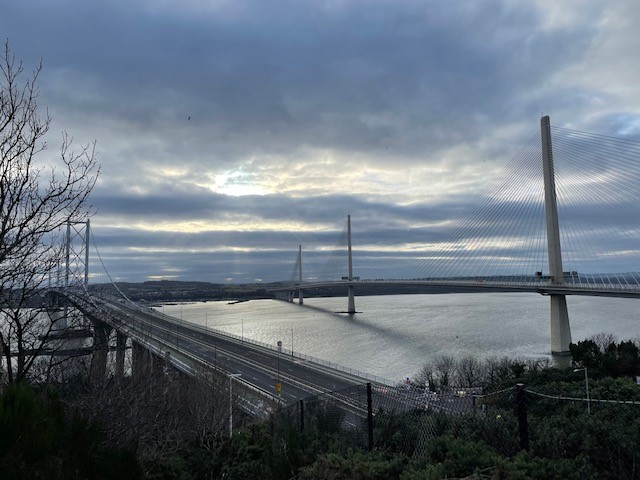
[413,363,435,391]
[66,365,231,474]
[456,355,483,388]
[0,41,99,383]
[589,332,618,352]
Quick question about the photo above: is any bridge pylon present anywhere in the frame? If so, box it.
[347,214,356,314]
[541,116,571,354]
[298,245,304,305]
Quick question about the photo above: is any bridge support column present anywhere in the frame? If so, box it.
[550,295,572,354]
[150,352,166,377]
[49,307,67,330]
[90,320,112,381]
[131,341,149,379]
[541,115,571,354]
[115,331,127,379]
[347,286,356,314]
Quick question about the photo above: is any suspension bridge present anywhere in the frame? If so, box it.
[22,115,640,402]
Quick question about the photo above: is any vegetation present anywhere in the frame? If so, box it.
[3,329,640,478]
[570,335,640,378]
[0,382,140,479]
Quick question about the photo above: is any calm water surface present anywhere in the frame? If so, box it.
[162,293,640,382]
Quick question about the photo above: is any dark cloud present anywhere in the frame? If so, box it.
[2,1,640,282]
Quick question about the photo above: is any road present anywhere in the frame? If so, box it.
[81,295,371,406]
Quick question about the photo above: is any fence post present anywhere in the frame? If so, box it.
[516,383,529,451]
[367,382,374,451]
[299,399,304,434]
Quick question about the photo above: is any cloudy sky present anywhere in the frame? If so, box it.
[3,0,640,283]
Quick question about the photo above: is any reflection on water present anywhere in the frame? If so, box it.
[162,293,640,382]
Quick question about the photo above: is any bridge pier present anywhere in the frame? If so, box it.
[347,286,356,314]
[90,320,112,381]
[131,341,149,379]
[115,331,128,379]
[550,295,572,354]
[49,307,68,330]
[131,340,171,380]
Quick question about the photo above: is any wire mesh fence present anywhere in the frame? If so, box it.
[268,381,640,478]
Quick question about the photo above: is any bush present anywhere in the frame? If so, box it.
[0,383,141,479]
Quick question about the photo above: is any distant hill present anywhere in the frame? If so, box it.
[86,280,509,302]
[88,280,269,302]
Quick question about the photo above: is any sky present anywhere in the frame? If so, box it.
[3,0,640,283]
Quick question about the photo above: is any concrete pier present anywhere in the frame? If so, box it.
[115,331,127,379]
[90,320,112,381]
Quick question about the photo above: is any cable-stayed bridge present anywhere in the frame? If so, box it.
[31,116,640,402]
[270,116,640,355]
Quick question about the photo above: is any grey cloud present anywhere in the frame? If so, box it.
[3,1,640,282]
[90,187,469,227]
[2,0,602,164]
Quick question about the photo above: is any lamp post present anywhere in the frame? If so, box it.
[574,367,590,414]
[291,328,294,358]
[276,340,282,403]
[228,373,242,437]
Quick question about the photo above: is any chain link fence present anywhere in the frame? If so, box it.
[268,381,640,478]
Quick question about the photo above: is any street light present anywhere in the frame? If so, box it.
[228,373,242,437]
[574,367,590,414]
[276,340,282,403]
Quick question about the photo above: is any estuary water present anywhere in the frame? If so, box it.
[162,293,640,383]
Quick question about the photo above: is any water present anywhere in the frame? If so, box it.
[162,293,640,382]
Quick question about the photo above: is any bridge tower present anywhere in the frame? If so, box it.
[50,219,92,331]
[298,245,304,305]
[347,214,356,314]
[541,116,571,354]
[62,219,91,290]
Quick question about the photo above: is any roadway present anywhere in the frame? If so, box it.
[77,295,371,406]
[270,279,640,299]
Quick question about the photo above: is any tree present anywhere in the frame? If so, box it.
[0,382,141,479]
[570,339,602,370]
[0,41,99,383]
[456,355,483,388]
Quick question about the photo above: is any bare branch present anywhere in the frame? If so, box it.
[0,40,99,383]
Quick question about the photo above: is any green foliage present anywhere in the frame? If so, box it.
[495,451,594,479]
[421,435,500,477]
[570,339,602,370]
[373,409,422,455]
[298,449,407,480]
[0,382,141,480]
[217,423,272,480]
[571,338,640,377]
[401,438,593,480]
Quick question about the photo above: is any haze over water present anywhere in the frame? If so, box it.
[163,293,640,382]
